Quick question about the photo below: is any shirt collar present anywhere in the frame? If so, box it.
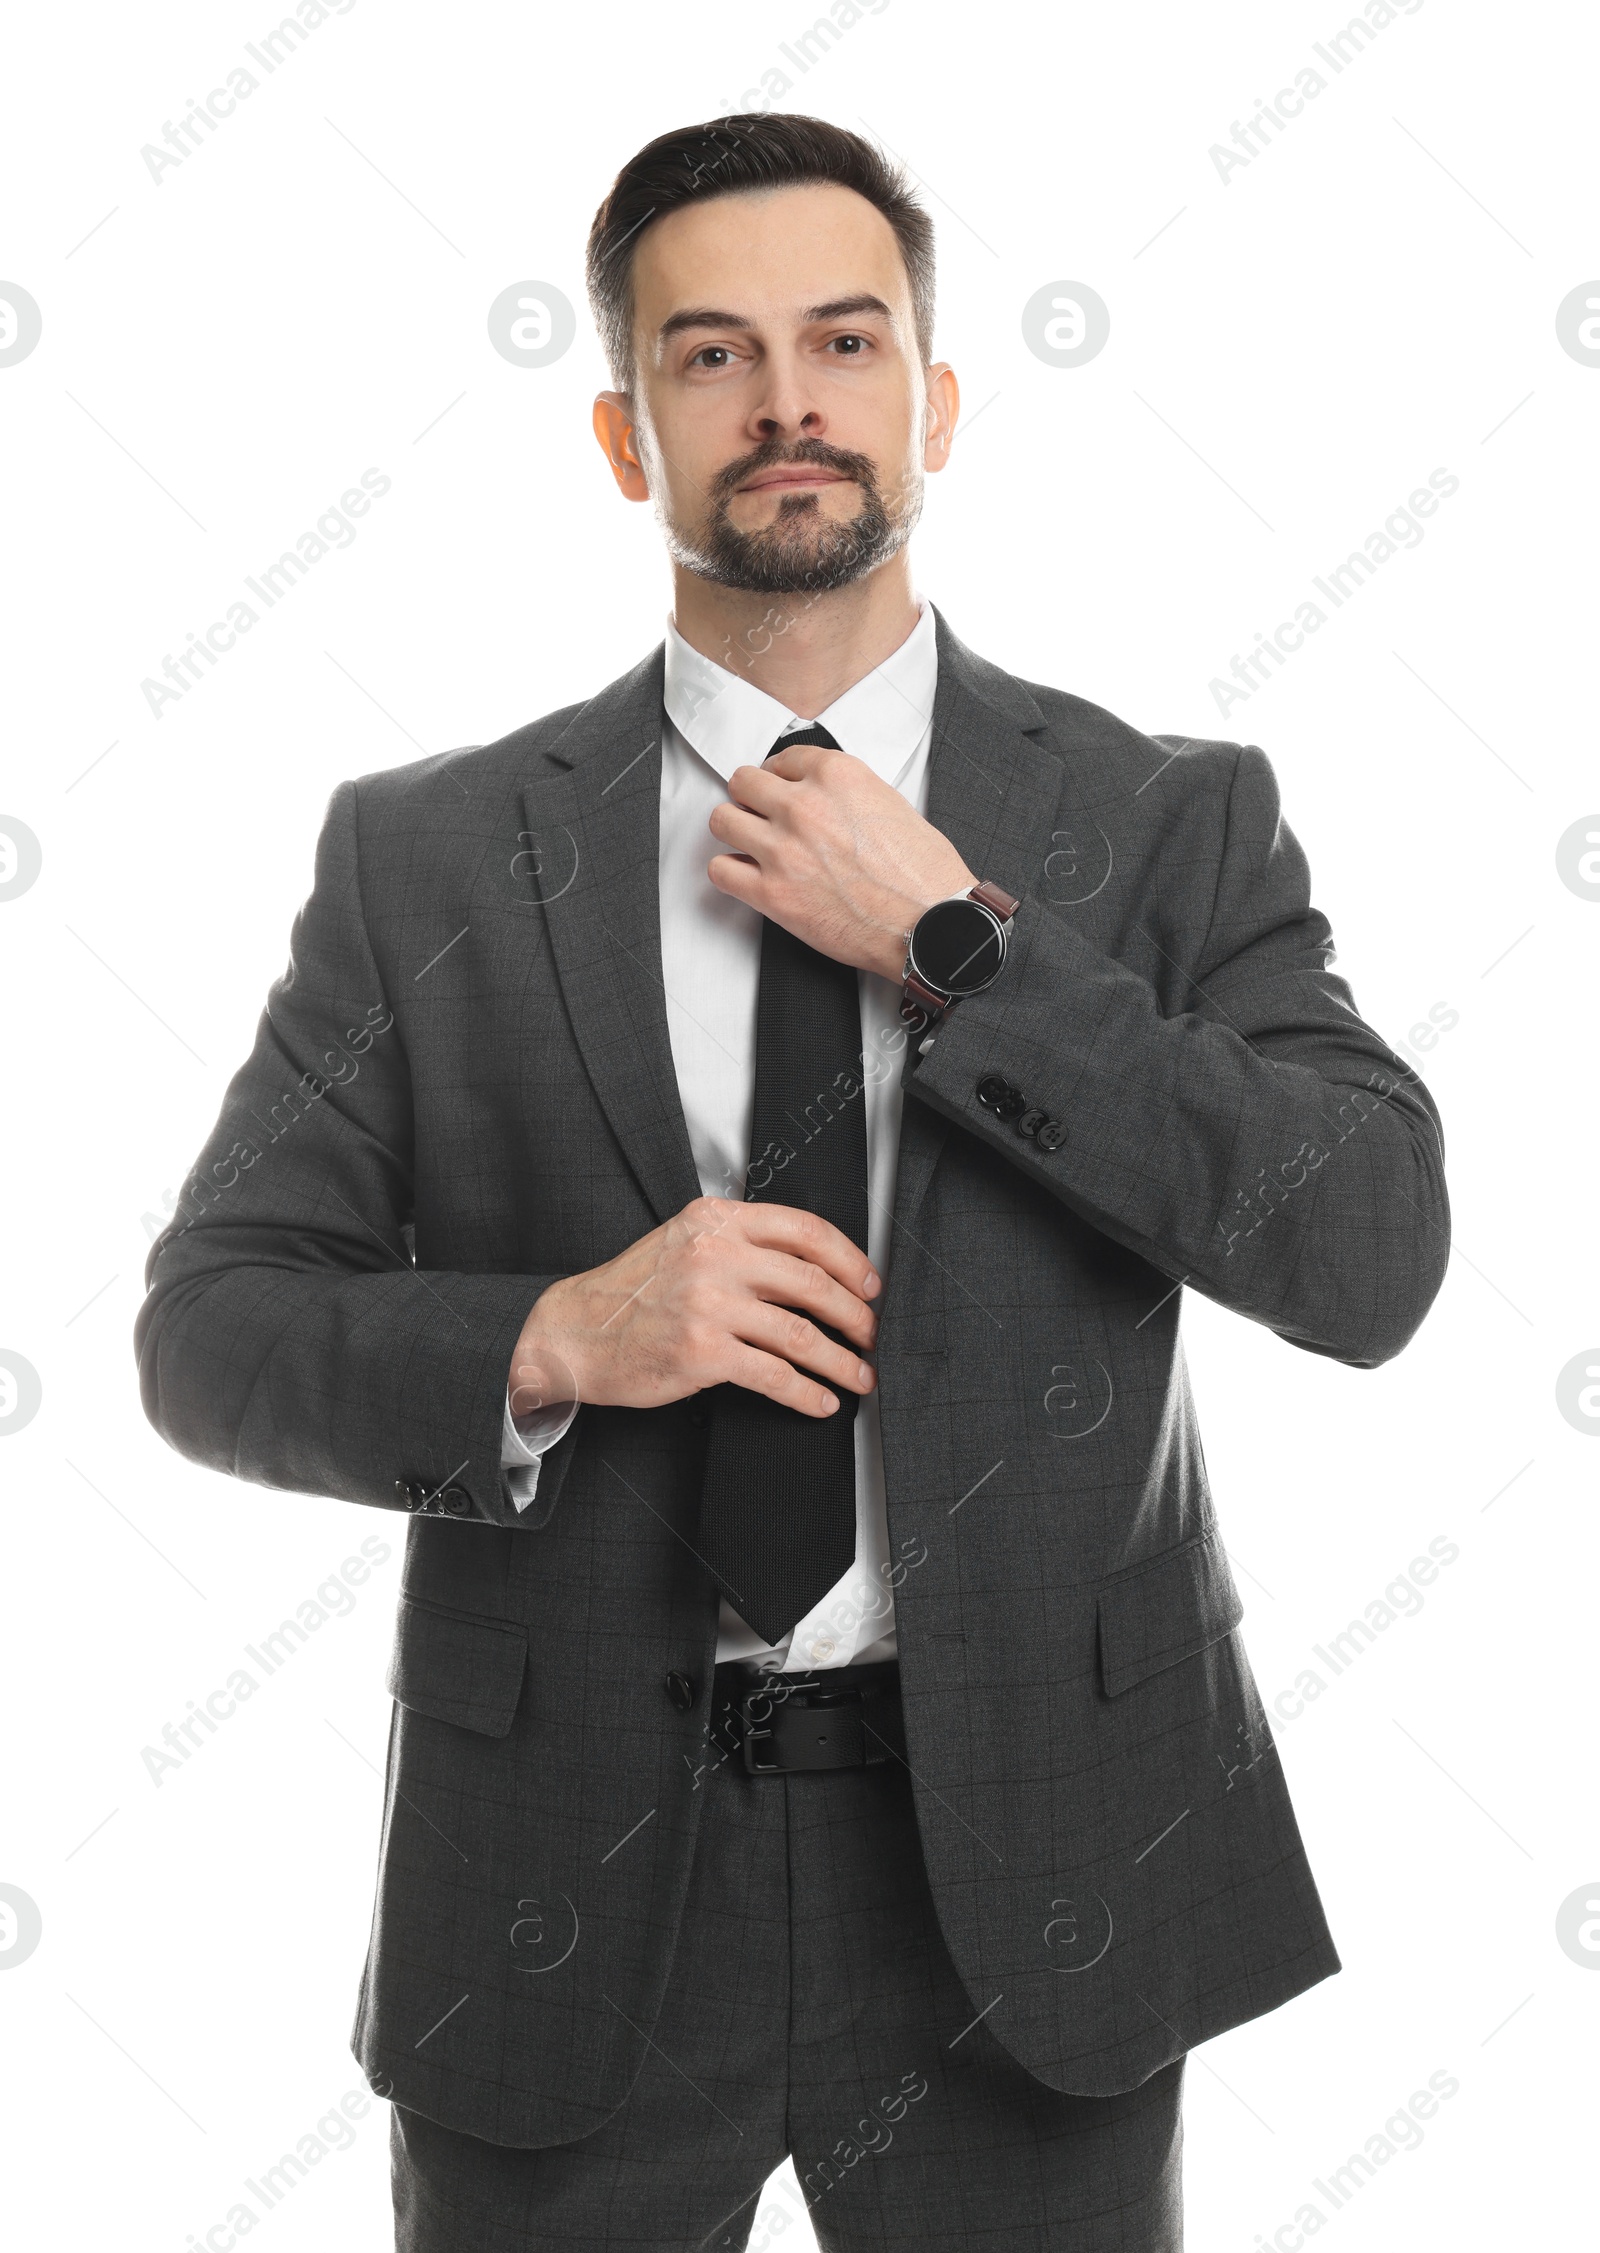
[663,597,938,793]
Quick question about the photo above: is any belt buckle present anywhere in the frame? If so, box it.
[739,1680,786,1775]
[740,1678,860,1774]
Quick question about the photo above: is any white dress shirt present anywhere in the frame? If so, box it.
[500,598,941,1673]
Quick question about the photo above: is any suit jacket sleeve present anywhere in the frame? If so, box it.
[905,742,1450,1367]
[133,778,572,1525]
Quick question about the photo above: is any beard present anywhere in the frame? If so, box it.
[662,436,922,596]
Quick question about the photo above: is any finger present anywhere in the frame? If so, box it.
[706,851,766,906]
[706,800,771,856]
[750,743,839,783]
[743,1248,879,1348]
[726,760,800,810]
[735,1301,877,1395]
[727,1202,881,1298]
[720,1340,846,1419]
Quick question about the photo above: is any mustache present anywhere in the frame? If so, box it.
[711,436,879,504]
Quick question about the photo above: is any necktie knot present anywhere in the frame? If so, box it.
[766,721,840,759]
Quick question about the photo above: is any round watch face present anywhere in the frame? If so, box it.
[908,897,1006,997]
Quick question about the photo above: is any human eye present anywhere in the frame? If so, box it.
[688,342,739,370]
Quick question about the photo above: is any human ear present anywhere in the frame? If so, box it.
[922,364,959,471]
[592,393,651,501]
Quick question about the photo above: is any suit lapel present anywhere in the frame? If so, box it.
[519,645,703,1230]
[887,616,1067,1253]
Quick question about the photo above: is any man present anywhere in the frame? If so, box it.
[136,113,1449,2251]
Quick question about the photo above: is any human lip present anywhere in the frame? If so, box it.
[737,465,852,493]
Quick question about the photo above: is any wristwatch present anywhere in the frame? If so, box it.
[900,881,1021,1033]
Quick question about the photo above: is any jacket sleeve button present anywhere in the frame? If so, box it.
[1035,1118,1067,1152]
[664,1671,696,1711]
[441,1484,473,1517]
[1017,1107,1048,1138]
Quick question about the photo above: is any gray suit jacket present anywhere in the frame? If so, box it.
[135,612,1449,2145]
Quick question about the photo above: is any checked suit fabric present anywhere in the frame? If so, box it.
[134,610,1450,2145]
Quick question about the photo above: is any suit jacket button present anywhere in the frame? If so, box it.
[394,1479,420,1510]
[664,1671,696,1711]
[1035,1118,1067,1152]
[1017,1107,1048,1138]
[441,1484,472,1517]
[976,1074,1011,1113]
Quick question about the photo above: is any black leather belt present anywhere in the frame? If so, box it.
[710,1656,906,1776]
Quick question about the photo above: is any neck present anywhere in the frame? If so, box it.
[669,550,921,718]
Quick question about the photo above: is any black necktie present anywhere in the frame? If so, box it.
[694,722,869,1646]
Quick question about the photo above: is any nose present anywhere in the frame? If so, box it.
[745,350,826,446]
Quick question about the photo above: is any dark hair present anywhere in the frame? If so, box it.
[585,114,935,391]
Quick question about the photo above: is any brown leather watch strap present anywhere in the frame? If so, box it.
[900,969,948,1023]
[969,880,1020,920]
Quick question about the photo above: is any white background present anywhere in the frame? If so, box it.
[1,0,1595,2246]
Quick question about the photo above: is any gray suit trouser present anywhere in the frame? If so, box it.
[390,1747,1185,2250]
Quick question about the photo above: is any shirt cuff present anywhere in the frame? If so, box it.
[500,1389,580,1514]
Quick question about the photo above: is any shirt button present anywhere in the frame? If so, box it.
[807,1637,836,1662]
[664,1671,696,1710]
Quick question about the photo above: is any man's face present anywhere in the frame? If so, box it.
[618,182,936,596]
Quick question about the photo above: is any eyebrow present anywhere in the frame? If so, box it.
[657,293,895,343]
[802,294,894,325]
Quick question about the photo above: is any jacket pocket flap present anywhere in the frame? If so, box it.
[386,1594,528,1737]
[1096,1530,1243,1698]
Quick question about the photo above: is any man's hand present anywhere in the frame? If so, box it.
[508,1197,880,1424]
[706,743,976,981]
